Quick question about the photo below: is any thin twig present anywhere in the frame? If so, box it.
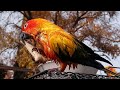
[53,11,59,25]
[27,11,33,19]
[72,11,88,28]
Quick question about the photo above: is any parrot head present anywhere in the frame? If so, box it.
[20,18,44,42]
[20,18,43,45]
[22,19,40,38]
[21,18,63,39]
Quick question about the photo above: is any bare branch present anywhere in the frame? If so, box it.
[0,44,18,55]
[6,11,15,21]
[101,53,111,61]
[102,36,120,43]
[4,22,22,29]
[74,23,86,32]
[27,11,33,19]
[72,11,88,28]
[0,64,31,72]
[53,11,60,25]
[19,11,32,20]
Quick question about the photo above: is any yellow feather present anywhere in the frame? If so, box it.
[49,30,77,57]
[33,18,77,57]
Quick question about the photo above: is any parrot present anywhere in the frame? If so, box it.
[21,18,119,76]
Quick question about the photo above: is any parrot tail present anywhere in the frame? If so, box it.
[94,53,113,66]
[103,68,120,77]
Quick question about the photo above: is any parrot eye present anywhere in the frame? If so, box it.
[24,23,28,29]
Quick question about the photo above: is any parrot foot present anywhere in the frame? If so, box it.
[32,47,40,52]
[32,47,44,54]
[47,68,60,75]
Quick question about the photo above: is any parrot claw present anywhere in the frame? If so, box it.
[32,47,46,56]
[47,68,59,75]
[32,47,39,52]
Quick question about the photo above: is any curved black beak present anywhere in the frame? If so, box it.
[20,32,33,44]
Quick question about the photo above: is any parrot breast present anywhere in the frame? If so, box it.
[37,31,58,61]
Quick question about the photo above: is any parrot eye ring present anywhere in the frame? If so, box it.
[24,23,28,29]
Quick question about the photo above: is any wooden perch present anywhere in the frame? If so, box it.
[0,64,31,72]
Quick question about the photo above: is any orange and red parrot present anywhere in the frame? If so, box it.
[21,18,117,75]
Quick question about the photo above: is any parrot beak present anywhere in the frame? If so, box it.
[20,32,33,44]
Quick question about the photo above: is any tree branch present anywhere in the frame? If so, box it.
[101,53,111,61]
[72,11,88,28]
[53,11,60,25]
[102,36,120,43]
[27,11,33,20]
[20,11,32,20]
[0,64,31,72]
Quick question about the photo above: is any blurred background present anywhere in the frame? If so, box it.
[0,11,120,79]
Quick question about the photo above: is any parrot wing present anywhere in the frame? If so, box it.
[49,31,77,61]
[49,31,112,70]
[75,39,113,66]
